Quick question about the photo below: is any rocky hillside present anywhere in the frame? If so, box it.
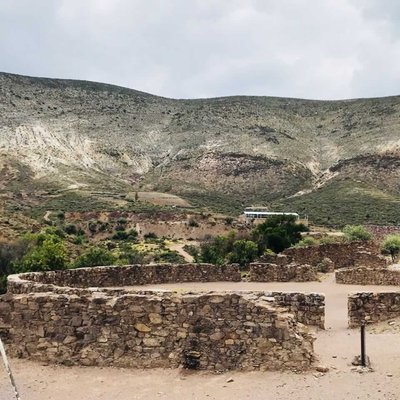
[0,72,399,227]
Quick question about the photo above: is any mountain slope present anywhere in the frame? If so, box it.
[0,72,399,226]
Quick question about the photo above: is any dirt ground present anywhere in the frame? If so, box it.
[2,274,400,400]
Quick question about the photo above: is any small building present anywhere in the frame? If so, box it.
[244,209,300,220]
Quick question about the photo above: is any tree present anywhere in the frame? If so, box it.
[14,236,68,272]
[73,247,117,268]
[382,234,400,263]
[342,225,372,241]
[228,240,258,268]
[251,215,308,254]
[199,231,236,265]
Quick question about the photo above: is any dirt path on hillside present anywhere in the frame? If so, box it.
[2,274,400,399]
[167,242,194,262]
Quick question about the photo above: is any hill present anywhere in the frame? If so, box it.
[0,71,399,230]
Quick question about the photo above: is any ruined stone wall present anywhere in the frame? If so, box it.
[336,267,400,286]
[8,263,241,293]
[4,290,315,371]
[282,241,386,270]
[348,292,400,328]
[0,266,327,371]
[249,263,318,282]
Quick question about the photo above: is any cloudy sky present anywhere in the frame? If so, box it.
[1,0,399,99]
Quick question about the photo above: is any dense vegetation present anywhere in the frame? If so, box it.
[200,215,308,269]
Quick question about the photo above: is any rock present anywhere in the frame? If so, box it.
[316,365,329,373]
[143,338,159,347]
[134,323,151,333]
[226,377,234,383]
[149,313,162,325]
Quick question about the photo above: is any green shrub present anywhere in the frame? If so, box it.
[154,250,185,263]
[382,235,400,263]
[88,221,97,234]
[293,236,319,248]
[227,240,258,268]
[14,235,68,272]
[188,219,199,227]
[117,244,144,265]
[144,232,158,240]
[251,215,308,254]
[73,247,117,268]
[64,223,78,235]
[112,230,128,240]
[342,225,372,241]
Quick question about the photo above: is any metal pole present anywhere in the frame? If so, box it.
[360,324,366,367]
[0,337,21,400]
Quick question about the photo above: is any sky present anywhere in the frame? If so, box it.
[1,0,400,100]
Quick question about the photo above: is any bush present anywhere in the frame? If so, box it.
[154,250,185,263]
[251,215,308,254]
[117,244,144,265]
[73,247,117,268]
[188,219,199,227]
[14,234,68,273]
[64,223,78,235]
[382,235,400,263]
[183,244,199,260]
[112,230,128,240]
[200,231,236,265]
[342,225,372,241]
[228,240,258,268]
[293,236,319,248]
[88,221,97,234]
[144,232,158,240]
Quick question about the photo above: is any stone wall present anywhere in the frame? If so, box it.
[348,292,400,328]
[249,263,318,282]
[0,265,327,371]
[6,273,325,329]
[336,267,400,286]
[282,241,386,270]
[4,290,315,371]
[8,263,241,293]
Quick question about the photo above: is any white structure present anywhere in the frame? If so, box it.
[244,210,300,220]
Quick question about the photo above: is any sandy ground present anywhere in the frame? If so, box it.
[2,274,400,400]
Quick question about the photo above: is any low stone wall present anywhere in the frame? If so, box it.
[336,267,400,286]
[4,290,315,371]
[348,292,400,327]
[249,263,318,282]
[282,241,386,270]
[0,265,326,371]
[8,263,241,293]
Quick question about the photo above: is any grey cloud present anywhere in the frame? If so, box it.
[0,0,399,99]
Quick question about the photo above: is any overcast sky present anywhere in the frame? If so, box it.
[1,0,399,100]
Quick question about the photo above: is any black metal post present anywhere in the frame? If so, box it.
[360,324,366,367]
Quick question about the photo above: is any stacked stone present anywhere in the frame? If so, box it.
[4,291,315,371]
[348,292,400,327]
[282,241,386,270]
[336,267,400,286]
[9,263,241,292]
[249,263,318,282]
